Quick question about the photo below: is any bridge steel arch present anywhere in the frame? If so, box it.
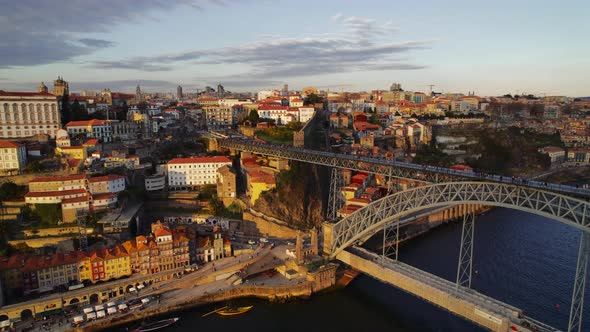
[327,181,590,258]
[325,181,590,332]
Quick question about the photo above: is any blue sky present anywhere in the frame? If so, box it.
[0,0,588,96]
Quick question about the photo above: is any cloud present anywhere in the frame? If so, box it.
[0,0,234,68]
[0,79,181,93]
[89,14,431,86]
[78,38,116,48]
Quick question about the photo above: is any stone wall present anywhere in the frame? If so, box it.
[8,236,73,249]
[241,210,299,238]
[200,283,313,302]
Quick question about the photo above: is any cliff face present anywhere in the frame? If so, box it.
[254,162,327,230]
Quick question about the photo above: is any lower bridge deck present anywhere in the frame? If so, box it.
[337,247,560,332]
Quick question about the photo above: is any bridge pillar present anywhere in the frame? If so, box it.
[568,231,590,332]
[322,223,334,256]
[382,219,400,265]
[456,209,475,288]
[327,168,345,221]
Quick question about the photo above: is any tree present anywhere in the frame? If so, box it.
[25,161,42,173]
[117,102,129,121]
[208,196,225,215]
[70,100,90,121]
[248,110,259,125]
[0,181,18,201]
[60,93,71,126]
[304,93,323,105]
[137,101,149,111]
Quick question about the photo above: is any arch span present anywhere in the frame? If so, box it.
[328,181,590,258]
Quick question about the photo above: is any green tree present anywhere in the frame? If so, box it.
[304,93,323,105]
[248,110,259,125]
[25,161,42,173]
[137,101,149,111]
[33,203,62,226]
[70,100,90,121]
[60,93,71,126]
[208,196,225,215]
[0,181,18,200]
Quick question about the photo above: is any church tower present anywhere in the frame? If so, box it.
[52,76,69,96]
[135,85,142,103]
[38,82,48,93]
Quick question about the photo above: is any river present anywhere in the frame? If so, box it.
[112,208,590,332]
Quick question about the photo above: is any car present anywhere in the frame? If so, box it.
[259,238,269,243]
[286,241,295,246]
[248,240,256,245]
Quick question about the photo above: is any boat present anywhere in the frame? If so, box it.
[216,305,253,316]
[130,318,179,332]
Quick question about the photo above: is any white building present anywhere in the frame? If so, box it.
[0,90,61,138]
[298,106,315,123]
[539,146,566,164]
[167,156,232,190]
[145,173,166,191]
[257,90,277,101]
[543,105,561,119]
[0,140,27,173]
[88,174,126,194]
[65,119,112,142]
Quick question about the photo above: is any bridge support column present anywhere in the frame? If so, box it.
[327,167,345,221]
[456,209,475,288]
[568,231,590,332]
[382,219,400,265]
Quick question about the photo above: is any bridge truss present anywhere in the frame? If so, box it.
[327,181,590,332]
[219,139,590,198]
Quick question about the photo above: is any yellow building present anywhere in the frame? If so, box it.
[248,171,276,205]
[56,145,87,160]
[77,254,93,282]
[103,247,131,280]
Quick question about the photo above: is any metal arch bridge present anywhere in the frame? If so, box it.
[323,181,590,332]
[218,139,590,198]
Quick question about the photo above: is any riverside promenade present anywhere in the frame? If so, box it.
[13,244,306,332]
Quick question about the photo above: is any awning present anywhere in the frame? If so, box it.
[83,308,94,314]
[137,284,145,290]
[35,308,62,318]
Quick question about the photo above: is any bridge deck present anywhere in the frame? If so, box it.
[338,247,560,332]
[219,138,590,198]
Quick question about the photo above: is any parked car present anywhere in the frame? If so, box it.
[259,238,269,243]
[248,240,256,245]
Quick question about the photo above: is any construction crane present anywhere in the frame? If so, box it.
[76,210,89,252]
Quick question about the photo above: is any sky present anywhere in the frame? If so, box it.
[0,0,588,96]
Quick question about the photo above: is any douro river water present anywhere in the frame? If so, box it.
[112,207,589,332]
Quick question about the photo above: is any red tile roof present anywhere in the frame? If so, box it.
[83,138,99,146]
[29,174,87,183]
[66,119,108,127]
[155,228,172,237]
[62,195,90,205]
[258,105,288,111]
[168,156,231,164]
[0,90,56,97]
[25,188,87,198]
[0,140,23,148]
[93,193,117,200]
[88,174,125,182]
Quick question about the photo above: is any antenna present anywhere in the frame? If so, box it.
[427,84,435,94]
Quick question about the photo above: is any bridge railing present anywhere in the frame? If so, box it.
[219,138,590,198]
